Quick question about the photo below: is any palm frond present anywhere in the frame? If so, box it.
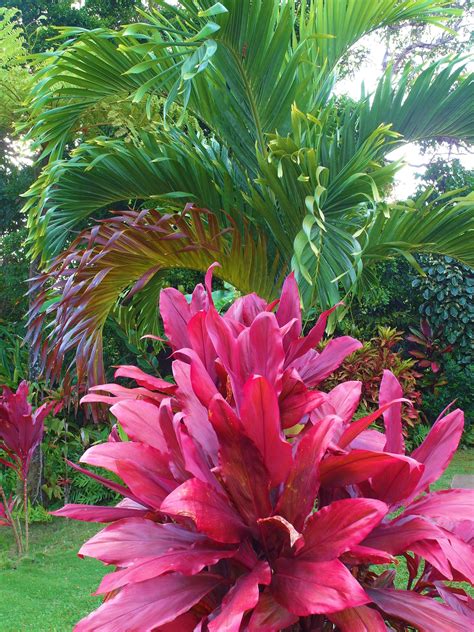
[359,58,474,145]
[249,106,400,307]
[24,129,251,262]
[301,0,458,75]
[26,206,285,389]
[362,192,474,271]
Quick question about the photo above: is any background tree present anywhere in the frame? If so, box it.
[1,1,141,52]
[23,0,474,389]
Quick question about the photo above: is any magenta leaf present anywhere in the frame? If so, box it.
[379,370,405,454]
[74,573,221,631]
[113,365,175,392]
[109,400,168,453]
[159,287,191,349]
[367,588,471,632]
[271,558,369,615]
[248,590,298,631]
[209,395,273,526]
[240,376,292,486]
[278,369,325,429]
[160,477,248,543]
[406,488,474,523]
[298,498,388,562]
[320,450,422,494]
[275,416,338,530]
[226,293,267,326]
[410,409,464,496]
[294,336,362,386]
[51,502,148,523]
[328,605,387,631]
[208,561,271,631]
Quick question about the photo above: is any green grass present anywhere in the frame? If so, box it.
[0,449,472,631]
[0,520,107,632]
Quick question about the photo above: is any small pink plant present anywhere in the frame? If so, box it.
[0,381,56,553]
[56,268,473,631]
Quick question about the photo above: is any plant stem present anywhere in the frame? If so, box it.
[0,485,23,556]
[23,477,29,554]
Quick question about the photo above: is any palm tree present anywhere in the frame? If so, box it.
[24,0,474,387]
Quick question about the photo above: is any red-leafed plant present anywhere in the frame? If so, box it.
[407,318,453,374]
[0,381,57,553]
[323,326,423,431]
[55,267,473,631]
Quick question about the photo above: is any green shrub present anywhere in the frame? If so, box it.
[413,255,474,366]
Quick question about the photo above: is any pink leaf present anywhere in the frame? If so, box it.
[116,460,176,509]
[208,562,271,631]
[285,304,343,365]
[160,478,248,544]
[295,337,363,386]
[173,360,219,461]
[79,518,220,565]
[275,416,338,530]
[257,516,304,558]
[271,558,369,615]
[79,441,172,483]
[367,588,471,632]
[278,369,325,429]
[338,398,409,449]
[209,395,273,526]
[276,272,302,334]
[312,381,362,425]
[328,605,387,631]
[406,489,474,523]
[187,311,217,379]
[410,409,464,496]
[245,312,285,391]
[109,400,168,453]
[159,288,191,349]
[248,590,298,631]
[298,498,388,562]
[240,376,292,486]
[114,365,175,392]
[51,502,148,523]
[379,370,404,454]
[225,293,267,326]
[362,515,445,554]
[74,573,221,632]
[320,450,422,495]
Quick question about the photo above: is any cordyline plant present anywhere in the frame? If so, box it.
[55,268,473,631]
[0,381,56,553]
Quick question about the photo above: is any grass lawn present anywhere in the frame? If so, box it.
[0,520,107,632]
[0,449,472,631]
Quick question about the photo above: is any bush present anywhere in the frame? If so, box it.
[322,326,422,434]
[413,255,474,366]
[420,358,474,447]
[54,270,472,631]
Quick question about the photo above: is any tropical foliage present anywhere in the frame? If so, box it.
[55,271,473,631]
[0,7,30,138]
[322,325,423,432]
[413,256,474,366]
[23,0,474,387]
[0,381,59,553]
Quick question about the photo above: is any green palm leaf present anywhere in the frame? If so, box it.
[23,0,474,386]
[362,192,474,270]
[359,58,474,145]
